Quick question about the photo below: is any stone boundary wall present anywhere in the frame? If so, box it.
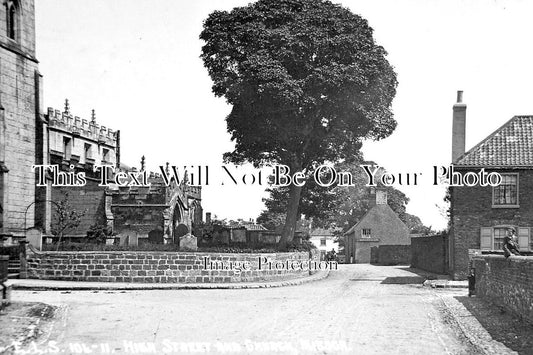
[473,255,533,324]
[411,235,448,274]
[371,245,411,265]
[26,250,322,283]
[0,256,8,282]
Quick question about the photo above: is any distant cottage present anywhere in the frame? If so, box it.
[449,91,533,279]
[309,228,339,260]
[343,190,410,263]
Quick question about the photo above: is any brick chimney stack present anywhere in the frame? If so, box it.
[376,190,387,205]
[369,188,388,207]
[452,90,467,163]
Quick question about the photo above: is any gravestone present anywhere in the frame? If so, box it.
[26,228,42,251]
[214,230,230,245]
[231,228,246,243]
[129,233,138,246]
[179,233,197,251]
[118,229,138,246]
[259,233,280,244]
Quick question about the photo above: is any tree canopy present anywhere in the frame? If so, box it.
[258,162,432,237]
[201,0,398,245]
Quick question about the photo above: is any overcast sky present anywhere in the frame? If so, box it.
[34,0,533,230]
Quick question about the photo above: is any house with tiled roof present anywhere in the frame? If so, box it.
[344,190,410,263]
[449,91,533,279]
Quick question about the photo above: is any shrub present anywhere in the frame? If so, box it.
[42,240,316,253]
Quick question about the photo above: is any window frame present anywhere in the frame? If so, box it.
[63,136,72,160]
[5,0,19,42]
[480,225,531,251]
[84,143,92,162]
[102,148,110,163]
[492,227,507,251]
[361,228,372,238]
[492,173,519,208]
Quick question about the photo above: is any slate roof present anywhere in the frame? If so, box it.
[455,115,533,167]
[242,224,267,231]
[309,228,334,237]
[343,204,408,236]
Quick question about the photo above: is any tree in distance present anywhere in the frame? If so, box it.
[258,162,432,240]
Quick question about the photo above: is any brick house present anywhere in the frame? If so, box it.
[449,91,533,279]
[343,190,410,263]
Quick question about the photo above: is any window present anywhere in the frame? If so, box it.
[493,174,518,207]
[362,229,371,238]
[63,137,72,160]
[84,143,92,161]
[320,238,326,246]
[492,227,506,250]
[5,0,17,40]
[102,148,110,162]
[480,226,530,251]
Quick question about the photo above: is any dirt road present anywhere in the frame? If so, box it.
[10,264,479,354]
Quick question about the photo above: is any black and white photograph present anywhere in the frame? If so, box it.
[1,0,533,354]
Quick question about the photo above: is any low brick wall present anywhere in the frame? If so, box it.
[26,250,323,283]
[411,235,448,274]
[473,255,533,323]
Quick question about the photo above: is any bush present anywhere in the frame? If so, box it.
[42,240,317,253]
[286,240,316,252]
[42,242,181,252]
[86,224,114,244]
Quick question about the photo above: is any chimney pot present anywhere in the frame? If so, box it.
[457,90,463,103]
[452,90,467,163]
[376,190,387,205]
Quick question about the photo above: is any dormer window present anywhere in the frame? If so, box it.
[5,0,18,41]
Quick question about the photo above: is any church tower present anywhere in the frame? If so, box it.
[0,0,42,238]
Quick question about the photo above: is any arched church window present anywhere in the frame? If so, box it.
[5,0,18,41]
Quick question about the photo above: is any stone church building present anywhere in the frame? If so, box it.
[0,0,41,239]
[0,0,202,244]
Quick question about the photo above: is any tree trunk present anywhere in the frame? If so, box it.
[279,180,303,250]
[56,231,64,251]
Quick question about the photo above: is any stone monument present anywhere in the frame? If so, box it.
[179,233,197,251]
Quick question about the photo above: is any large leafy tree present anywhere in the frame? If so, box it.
[201,0,398,246]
